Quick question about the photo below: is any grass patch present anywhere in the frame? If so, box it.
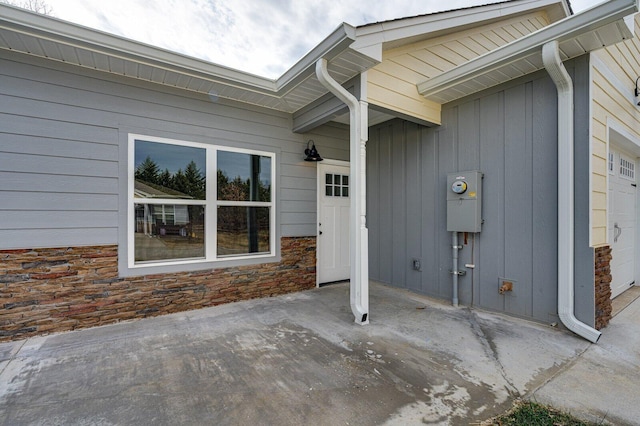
[484,401,602,425]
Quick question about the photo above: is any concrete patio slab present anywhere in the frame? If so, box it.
[533,290,640,425]
[0,282,633,425]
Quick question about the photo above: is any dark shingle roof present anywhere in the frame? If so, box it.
[358,0,572,29]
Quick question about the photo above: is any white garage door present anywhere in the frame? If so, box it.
[608,148,637,299]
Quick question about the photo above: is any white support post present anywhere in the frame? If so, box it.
[316,58,369,324]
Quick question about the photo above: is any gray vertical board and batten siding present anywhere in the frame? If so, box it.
[572,55,596,326]
[367,56,595,326]
[0,50,348,250]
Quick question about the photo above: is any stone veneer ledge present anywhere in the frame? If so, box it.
[0,237,316,341]
[594,245,612,330]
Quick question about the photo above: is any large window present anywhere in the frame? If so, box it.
[129,135,275,267]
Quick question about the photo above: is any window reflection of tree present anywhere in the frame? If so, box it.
[217,155,271,255]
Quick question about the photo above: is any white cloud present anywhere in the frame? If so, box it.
[44,0,602,78]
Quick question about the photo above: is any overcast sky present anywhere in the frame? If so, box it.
[40,0,604,78]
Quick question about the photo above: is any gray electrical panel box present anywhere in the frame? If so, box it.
[447,171,483,232]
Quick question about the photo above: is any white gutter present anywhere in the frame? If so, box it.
[316,58,369,324]
[418,0,637,103]
[0,4,367,100]
[542,40,601,343]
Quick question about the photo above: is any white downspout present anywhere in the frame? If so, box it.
[316,58,369,324]
[542,40,601,343]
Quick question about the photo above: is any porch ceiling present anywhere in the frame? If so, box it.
[0,4,378,114]
[418,0,637,104]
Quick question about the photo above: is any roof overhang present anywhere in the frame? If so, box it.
[0,3,378,114]
[1,0,625,126]
[418,0,638,104]
[351,0,570,62]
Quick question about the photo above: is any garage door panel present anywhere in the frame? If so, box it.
[608,148,638,299]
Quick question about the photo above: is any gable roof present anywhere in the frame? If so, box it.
[0,0,635,128]
[418,0,637,103]
[0,0,571,117]
[357,0,567,30]
[351,0,570,60]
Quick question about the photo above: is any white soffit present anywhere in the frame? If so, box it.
[333,108,396,127]
[418,0,637,104]
[0,4,378,114]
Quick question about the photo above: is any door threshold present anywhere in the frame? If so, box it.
[612,286,640,317]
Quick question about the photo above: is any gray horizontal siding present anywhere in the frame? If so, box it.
[0,173,117,194]
[0,151,118,177]
[0,113,118,144]
[3,211,117,229]
[1,192,119,211]
[0,128,118,159]
[0,50,348,249]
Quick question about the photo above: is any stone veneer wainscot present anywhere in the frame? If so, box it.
[595,245,613,330]
[0,237,316,341]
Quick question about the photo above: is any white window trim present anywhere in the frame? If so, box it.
[127,133,276,269]
[619,153,636,181]
[609,151,615,175]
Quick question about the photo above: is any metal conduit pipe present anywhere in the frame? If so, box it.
[452,232,459,307]
[542,40,601,343]
[315,58,369,324]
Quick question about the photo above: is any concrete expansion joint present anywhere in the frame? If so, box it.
[0,339,28,377]
[527,344,592,399]
[465,308,520,398]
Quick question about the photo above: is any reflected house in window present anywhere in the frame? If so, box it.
[133,140,207,263]
[134,179,206,263]
[134,180,194,236]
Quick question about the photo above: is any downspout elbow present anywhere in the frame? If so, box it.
[542,40,601,344]
[315,59,358,111]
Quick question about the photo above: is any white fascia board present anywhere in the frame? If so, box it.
[0,4,376,101]
[351,0,569,57]
[276,23,359,93]
[624,13,636,33]
[0,4,279,93]
[418,0,637,99]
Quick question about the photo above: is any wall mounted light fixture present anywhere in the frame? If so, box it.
[304,140,323,161]
[635,76,640,106]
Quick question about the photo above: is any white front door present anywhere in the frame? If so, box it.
[608,148,637,299]
[317,162,350,284]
